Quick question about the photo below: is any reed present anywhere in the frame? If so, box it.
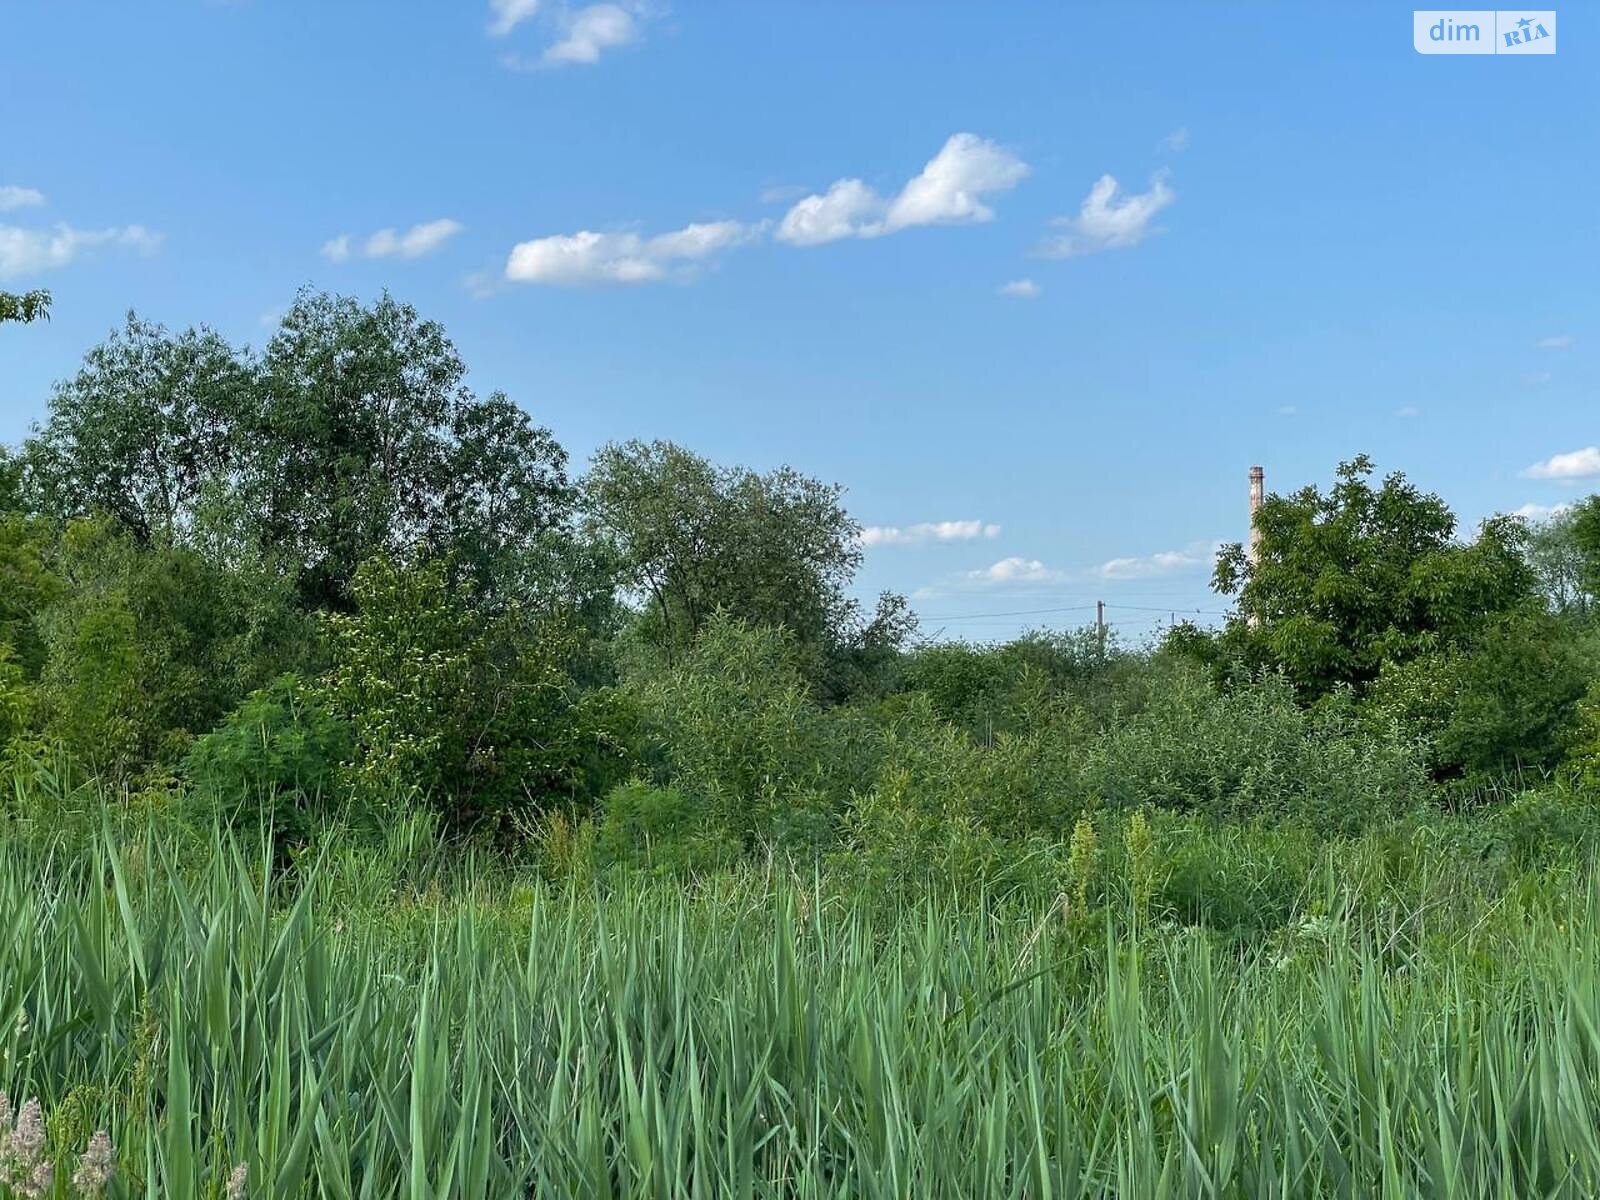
[2,808,1599,1197]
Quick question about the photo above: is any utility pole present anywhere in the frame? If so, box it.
[1096,599,1106,655]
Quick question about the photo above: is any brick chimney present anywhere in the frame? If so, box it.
[1248,465,1265,564]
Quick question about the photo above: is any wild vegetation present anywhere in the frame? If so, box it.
[5,292,1600,1196]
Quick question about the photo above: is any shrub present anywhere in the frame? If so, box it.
[182,673,351,838]
[633,614,879,848]
[592,780,739,876]
[322,553,637,828]
[1080,667,1428,833]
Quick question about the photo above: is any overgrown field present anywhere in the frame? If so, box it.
[11,293,1600,1195]
[5,786,1600,1199]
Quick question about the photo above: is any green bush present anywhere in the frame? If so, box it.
[593,780,739,875]
[633,614,880,848]
[1080,667,1429,832]
[182,673,351,838]
[323,553,637,828]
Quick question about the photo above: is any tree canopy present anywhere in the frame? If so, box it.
[1212,455,1535,695]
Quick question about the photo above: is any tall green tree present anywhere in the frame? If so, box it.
[583,439,909,682]
[1213,455,1534,696]
[249,291,570,608]
[25,313,252,543]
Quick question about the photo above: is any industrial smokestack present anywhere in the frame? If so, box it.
[1248,465,1265,564]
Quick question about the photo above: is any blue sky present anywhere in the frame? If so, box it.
[2,2,1595,642]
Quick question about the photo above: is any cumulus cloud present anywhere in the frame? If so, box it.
[1511,502,1572,521]
[487,0,540,37]
[1038,172,1174,258]
[1523,447,1600,481]
[998,278,1040,299]
[322,219,464,262]
[543,3,638,65]
[0,223,162,280]
[1537,334,1573,349]
[1093,546,1209,581]
[505,219,755,286]
[969,556,1065,585]
[0,186,45,213]
[776,133,1028,246]
[860,520,1000,548]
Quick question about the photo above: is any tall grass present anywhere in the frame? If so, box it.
[4,806,1600,1197]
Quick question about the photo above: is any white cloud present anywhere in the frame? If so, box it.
[1526,371,1552,386]
[1511,502,1572,521]
[998,278,1040,299]
[323,219,464,262]
[365,218,465,259]
[505,219,755,286]
[1537,334,1573,349]
[1524,447,1600,481]
[776,133,1028,246]
[1093,540,1219,581]
[1160,127,1190,153]
[1095,548,1204,581]
[777,179,882,246]
[0,186,45,213]
[544,3,638,65]
[1396,405,1421,419]
[1278,405,1298,416]
[1038,172,1175,258]
[488,0,540,37]
[861,520,1000,547]
[969,556,1065,585]
[0,223,161,280]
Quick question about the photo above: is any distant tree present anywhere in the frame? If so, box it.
[1522,504,1594,616]
[25,314,252,542]
[0,290,50,325]
[583,439,909,682]
[249,291,570,608]
[1213,455,1535,696]
[1569,495,1600,609]
[21,291,571,610]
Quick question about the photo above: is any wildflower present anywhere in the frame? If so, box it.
[0,1091,12,1155]
[73,1130,116,1196]
[225,1161,249,1200]
[10,1098,44,1164]
[17,1159,52,1200]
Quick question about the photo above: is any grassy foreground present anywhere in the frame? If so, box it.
[5,808,1600,1198]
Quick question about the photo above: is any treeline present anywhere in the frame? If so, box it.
[4,290,1600,880]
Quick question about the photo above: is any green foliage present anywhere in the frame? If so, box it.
[252,291,570,608]
[1365,604,1599,784]
[631,614,881,849]
[584,439,908,686]
[0,288,50,324]
[34,519,306,781]
[182,673,351,836]
[1214,455,1535,696]
[0,512,61,676]
[592,780,740,875]
[25,312,252,543]
[902,628,1156,740]
[323,552,631,826]
[1080,666,1429,832]
[9,804,1600,1196]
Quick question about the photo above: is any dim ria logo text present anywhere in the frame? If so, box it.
[1413,10,1556,53]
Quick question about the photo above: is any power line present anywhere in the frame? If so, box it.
[915,602,1099,621]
